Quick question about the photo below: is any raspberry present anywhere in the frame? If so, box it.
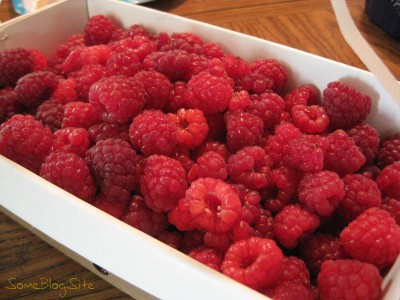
[187,151,228,183]
[52,127,90,157]
[168,199,197,232]
[322,81,372,130]
[72,64,105,101]
[336,174,382,222]
[222,55,251,81]
[185,71,233,115]
[188,246,224,271]
[381,198,400,225]
[0,87,22,123]
[376,161,400,199]
[225,110,264,152]
[165,80,187,113]
[0,48,34,87]
[317,259,382,300]
[169,108,209,150]
[40,151,96,201]
[253,208,275,240]
[129,110,178,156]
[249,59,289,94]
[29,49,48,71]
[133,70,172,110]
[298,171,345,216]
[160,36,202,55]
[272,282,314,300]
[170,145,194,173]
[202,43,227,60]
[279,256,310,287]
[157,230,183,250]
[339,207,400,269]
[127,24,153,39]
[203,231,230,253]
[140,154,187,212]
[299,233,347,276]
[347,123,380,163]
[227,146,272,190]
[291,104,329,134]
[35,99,65,132]
[221,237,284,290]
[85,138,137,202]
[377,133,400,168]
[89,75,145,124]
[0,114,53,173]
[121,195,168,237]
[283,84,320,112]
[84,15,117,46]
[240,72,274,95]
[274,204,320,249]
[228,90,250,111]
[358,163,380,180]
[88,122,129,144]
[62,102,101,129]
[51,78,78,104]
[106,48,142,77]
[191,140,231,162]
[245,92,285,129]
[324,129,366,177]
[15,71,60,109]
[52,34,85,62]
[92,193,130,219]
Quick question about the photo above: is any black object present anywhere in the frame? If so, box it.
[365,0,400,41]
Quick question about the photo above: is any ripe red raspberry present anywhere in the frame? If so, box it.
[52,34,85,63]
[322,81,372,130]
[121,195,168,237]
[253,208,275,240]
[324,129,366,177]
[170,145,194,173]
[228,90,250,111]
[140,154,187,212]
[240,72,273,94]
[129,110,178,156]
[89,75,145,124]
[347,123,380,163]
[221,237,284,290]
[249,59,289,93]
[227,146,272,190]
[169,108,209,150]
[29,49,48,71]
[0,114,53,173]
[377,133,400,168]
[85,138,137,202]
[35,99,65,132]
[245,92,285,129]
[105,48,142,77]
[0,87,22,123]
[225,110,264,152]
[336,174,382,222]
[165,80,187,113]
[299,233,347,276]
[279,256,310,288]
[298,171,345,216]
[62,102,101,129]
[271,282,314,300]
[185,71,233,115]
[274,204,320,249]
[157,230,183,250]
[203,231,230,253]
[340,207,400,269]
[52,127,90,157]
[88,122,129,144]
[84,15,117,46]
[283,84,320,112]
[168,199,197,232]
[317,259,382,300]
[381,198,400,225]
[126,24,153,39]
[376,161,400,199]
[222,55,251,81]
[188,245,224,271]
[202,43,227,60]
[291,104,329,134]
[0,48,34,87]
[191,140,231,162]
[71,64,106,101]
[15,71,60,109]
[40,151,96,201]
[51,78,78,104]
[187,151,228,183]
[92,193,130,218]
[358,163,380,180]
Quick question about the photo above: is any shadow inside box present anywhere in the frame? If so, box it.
[142,0,187,12]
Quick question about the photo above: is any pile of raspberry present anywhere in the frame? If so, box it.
[1,14,400,300]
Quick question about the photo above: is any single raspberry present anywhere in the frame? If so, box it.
[324,129,366,177]
[129,110,178,156]
[317,259,382,300]
[62,102,101,129]
[84,14,117,45]
[283,84,320,112]
[89,75,145,124]
[203,231,230,253]
[298,171,345,216]
[185,71,233,115]
[126,24,153,39]
[377,133,400,168]
[160,37,202,55]
[0,48,34,87]
[229,219,257,243]
[221,237,284,290]
[225,110,264,152]
[376,161,400,199]
[0,87,22,123]
[222,55,251,81]
[191,140,231,162]
[170,145,194,173]
[52,127,90,157]
[0,114,53,173]
[339,207,400,269]
[140,154,187,212]
[88,122,129,144]
[52,34,85,62]
[157,230,183,250]
[168,108,209,150]
[279,256,310,287]
[106,48,142,77]
[253,208,275,240]
[188,245,224,271]
[202,43,227,60]
[322,81,372,130]
[187,151,227,183]
[71,64,106,101]
[168,199,197,232]
[165,80,187,113]
[336,174,382,222]
[40,151,96,201]
[121,195,168,237]
[358,163,380,180]
[249,59,289,94]
[227,146,272,190]
[299,233,347,276]
[240,72,274,95]
[347,123,380,163]
[274,204,320,249]
[205,112,226,141]
[272,282,314,300]
[381,198,400,225]
[228,90,250,111]
[85,138,137,202]
[29,49,48,71]
[35,99,65,132]
[51,78,78,104]
[291,104,329,134]
[15,71,60,109]
[92,193,130,218]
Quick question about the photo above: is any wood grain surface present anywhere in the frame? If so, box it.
[0,0,399,299]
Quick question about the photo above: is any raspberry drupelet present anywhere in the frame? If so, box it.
[0,48,34,88]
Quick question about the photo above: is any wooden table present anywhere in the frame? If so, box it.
[0,0,399,299]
